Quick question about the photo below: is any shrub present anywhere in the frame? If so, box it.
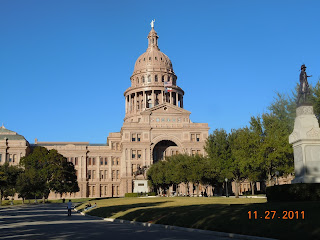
[266,183,320,202]
[124,192,157,197]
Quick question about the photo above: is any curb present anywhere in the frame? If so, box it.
[74,208,276,240]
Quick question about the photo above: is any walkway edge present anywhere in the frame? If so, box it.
[74,208,277,240]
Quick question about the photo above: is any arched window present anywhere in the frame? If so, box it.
[155,75,158,82]
[162,76,164,82]
[142,76,145,83]
[148,75,151,83]
[137,77,139,84]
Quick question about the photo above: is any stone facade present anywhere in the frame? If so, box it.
[289,104,320,183]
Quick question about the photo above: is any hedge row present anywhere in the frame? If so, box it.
[125,192,156,197]
[266,183,320,202]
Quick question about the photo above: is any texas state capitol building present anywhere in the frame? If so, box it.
[0,24,209,198]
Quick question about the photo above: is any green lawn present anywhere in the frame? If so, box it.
[79,197,319,240]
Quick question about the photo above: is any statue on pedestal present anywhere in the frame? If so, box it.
[297,64,312,105]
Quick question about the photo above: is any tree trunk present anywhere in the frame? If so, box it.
[251,181,255,196]
[235,180,239,198]
[42,196,45,204]
[268,170,272,186]
[22,198,25,204]
[185,182,188,196]
[196,183,199,197]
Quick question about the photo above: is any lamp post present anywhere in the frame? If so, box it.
[275,171,279,185]
[225,178,229,197]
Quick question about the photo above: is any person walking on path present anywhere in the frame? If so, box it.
[67,200,73,216]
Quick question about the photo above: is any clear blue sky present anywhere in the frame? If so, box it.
[1,0,319,143]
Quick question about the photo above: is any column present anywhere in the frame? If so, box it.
[161,90,164,104]
[142,91,145,110]
[181,96,183,108]
[129,94,131,112]
[125,95,128,113]
[176,92,178,106]
[169,91,172,104]
[152,90,154,108]
[134,92,136,113]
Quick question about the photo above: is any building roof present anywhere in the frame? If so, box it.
[0,125,26,140]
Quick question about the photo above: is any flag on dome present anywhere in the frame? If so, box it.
[164,81,172,87]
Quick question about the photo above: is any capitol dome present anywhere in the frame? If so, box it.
[132,28,174,75]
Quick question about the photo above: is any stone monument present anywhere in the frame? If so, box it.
[289,65,320,183]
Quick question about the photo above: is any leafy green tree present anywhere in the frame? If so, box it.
[18,147,79,201]
[311,79,320,120]
[0,163,22,205]
[147,160,171,195]
[261,113,294,186]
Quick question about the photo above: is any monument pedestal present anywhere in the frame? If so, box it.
[289,104,320,183]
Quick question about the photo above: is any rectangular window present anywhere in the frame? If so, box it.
[132,150,136,159]
[197,150,201,155]
[75,157,78,165]
[13,154,17,163]
[70,157,74,163]
[132,134,136,142]
[88,158,92,165]
[75,170,78,177]
[112,143,115,150]
[138,183,144,186]
[117,186,119,195]
[132,164,137,173]
[112,157,115,165]
[9,154,12,162]
[105,157,108,165]
[92,170,96,179]
[191,134,195,142]
[137,150,142,159]
[105,170,108,179]
[196,134,200,142]
[137,134,141,142]
[0,154,2,162]
[92,186,95,195]
[92,158,96,165]
[104,186,108,195]
[100,157,103,165]
[100,170,104,179]
[87,170,91,179]
[116,158,119,165]
[112,170,116,180]
[192,150,196,156]
[116,170,120,179]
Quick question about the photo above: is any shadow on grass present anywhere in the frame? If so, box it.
[88,201,169,218]
[94,201,319,240]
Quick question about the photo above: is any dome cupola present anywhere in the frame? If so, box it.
[124,21,184,122]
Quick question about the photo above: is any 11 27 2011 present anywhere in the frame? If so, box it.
[248,211,305,219]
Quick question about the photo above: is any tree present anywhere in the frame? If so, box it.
[261,113,294,186]
[18,147,79,201]
[0,163,22,205]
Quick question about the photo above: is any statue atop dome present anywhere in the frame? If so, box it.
[150,19,155,28]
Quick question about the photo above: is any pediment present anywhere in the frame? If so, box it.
[141,103,191,116]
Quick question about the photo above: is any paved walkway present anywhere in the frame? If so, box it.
[0,204,271,240]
